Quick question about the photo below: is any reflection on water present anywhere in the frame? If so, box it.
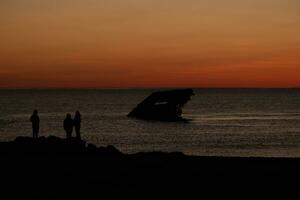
[0,89,300,157]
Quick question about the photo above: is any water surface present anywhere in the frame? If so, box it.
[0,89,300,157]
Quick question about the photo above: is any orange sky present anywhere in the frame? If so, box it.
[1,0,300,88]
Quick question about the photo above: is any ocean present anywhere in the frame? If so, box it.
[0,89,300,157]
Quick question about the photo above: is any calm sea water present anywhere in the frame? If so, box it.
[0,89,300,157]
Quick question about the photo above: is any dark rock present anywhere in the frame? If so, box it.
[0,136,118,155]
[0,136,299,199]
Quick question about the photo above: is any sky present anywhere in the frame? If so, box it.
[1,0,300,88]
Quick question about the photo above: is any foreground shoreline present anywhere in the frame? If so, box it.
[0,136,299,199]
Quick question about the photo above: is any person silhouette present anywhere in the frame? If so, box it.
[64,113,73,139]
[30,110,40,138]
[73,111,81,140]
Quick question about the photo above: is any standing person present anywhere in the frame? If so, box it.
[30,109,40,138]
[64,113,73,139]
[73,111,81,140]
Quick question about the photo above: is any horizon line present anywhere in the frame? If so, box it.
[1,87,300,90]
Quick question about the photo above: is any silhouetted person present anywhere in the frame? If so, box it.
[64,114,73,139]
[30,110,40,138]
[73,111,81,140]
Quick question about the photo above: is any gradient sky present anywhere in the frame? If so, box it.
[1,0,300,88]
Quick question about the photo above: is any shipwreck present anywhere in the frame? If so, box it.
[128,89,194,121]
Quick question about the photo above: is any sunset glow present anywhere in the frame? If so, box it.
[1,0,300,88]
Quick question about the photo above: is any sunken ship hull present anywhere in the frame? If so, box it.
[128,89,194,121]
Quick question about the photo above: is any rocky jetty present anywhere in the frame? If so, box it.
[0,136,122,155]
